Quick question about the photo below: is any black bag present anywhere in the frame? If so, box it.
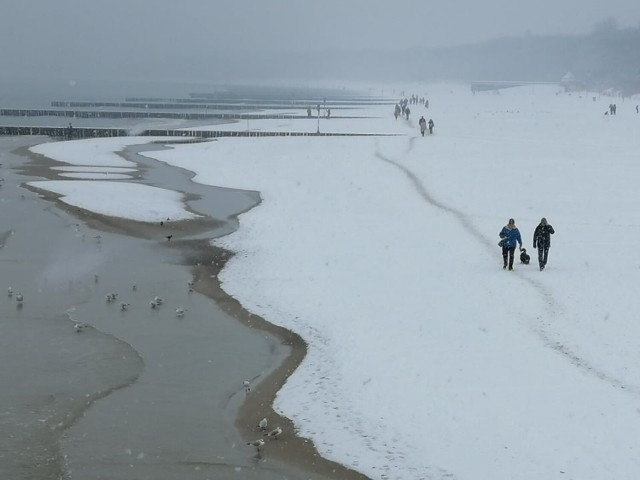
[498,239,505,247]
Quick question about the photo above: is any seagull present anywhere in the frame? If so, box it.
[264,426,282,439]
[7,287,13,297]
[247,439,265,452]
[243,380,251,393]
[106,293,118,303]
[74,323,86,333]
[150,300,158,309]
[175,307,186,318]
[257,417,268,431]
[132,283,137,291]
[165,235,173,242]
[94,274,99,283]
[120,303,130,311]
[153,296,163,305]
[15,293,24,303]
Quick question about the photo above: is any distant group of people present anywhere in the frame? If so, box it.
[405,94,428,107]
[307,106,331,119]
[606,103,617,115]
[393,96,435,136]
[499,217,555,271]
[394,94,430,121]
[395,100,411,120]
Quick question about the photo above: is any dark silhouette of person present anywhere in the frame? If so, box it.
[499,218,523,270]
[419,116,427,136]
[428,118,434,134]
[533,217,555,271]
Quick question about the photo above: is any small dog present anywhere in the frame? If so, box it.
[520,248,530,265]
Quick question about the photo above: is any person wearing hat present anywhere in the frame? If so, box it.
[533,217,555,271]
[499,218,523,270]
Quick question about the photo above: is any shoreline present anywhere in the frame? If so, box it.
[16,139,369,480]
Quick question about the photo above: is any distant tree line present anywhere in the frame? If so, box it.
[208,23,640,95]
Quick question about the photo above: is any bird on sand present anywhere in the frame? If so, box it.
[243,380,251,393]
[175,307,186,318]
[15,293,24,304]
[7,287,13,297]
[165,235,173,241]
[257,417,268,431]
[74,323,86,333]
[264,426,283,439]
[247,439,265,451]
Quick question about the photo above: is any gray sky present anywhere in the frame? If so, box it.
[0,0,638,84]
[3,0,638,51]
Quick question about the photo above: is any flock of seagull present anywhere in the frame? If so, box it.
[5,216,285,457]
[246,415,284,452]
[7,287,23,307]
[69,281,192,333]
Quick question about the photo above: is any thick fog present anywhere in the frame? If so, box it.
[0,0,639,88]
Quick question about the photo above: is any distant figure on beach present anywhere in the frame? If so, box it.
[428,118,434,134]
[425,99,429,109]
[307,107,312,118]
[499,218,523,271]
[394,104,401,120]
[636,104,638,114]
[405,106,411,120]
[326,109,331,119]
[419,116,427,136]
[66,123,73,139]
[533,217,555,271]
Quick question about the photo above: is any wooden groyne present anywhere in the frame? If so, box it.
[0,126,128,138]
[0,108,369,121]
[0,125,398,139]
[125,96,393,106]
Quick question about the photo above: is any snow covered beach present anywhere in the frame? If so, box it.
[25,83,640,479]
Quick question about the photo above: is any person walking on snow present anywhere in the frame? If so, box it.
[428,118,434,134]
[499,218,523,270]
[419,116,427,136]
[533,217,555,271]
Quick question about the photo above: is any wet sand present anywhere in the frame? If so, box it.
[1,136,369,479]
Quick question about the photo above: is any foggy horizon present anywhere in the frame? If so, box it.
[1,1,639,90]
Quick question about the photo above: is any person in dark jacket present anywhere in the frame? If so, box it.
[428,118,434,134]
[499,218,523,270]
[419,116,427,136]
[533,217,555,271]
